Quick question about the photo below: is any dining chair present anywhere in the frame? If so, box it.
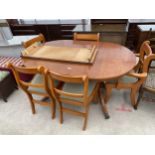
[73,33,100,42]
[104,45,153,110]
[134,40,152,72]
[136,54,155,106]
[8,63,56,119]
[22,33,45,48]
[47,71,100,130]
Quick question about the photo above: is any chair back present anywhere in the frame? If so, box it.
[73,33,100,42]
[138,41,152,72]
[8,63,49,97]
[48,71,89,105]
[22,33,45,48]
[139,41,152,63]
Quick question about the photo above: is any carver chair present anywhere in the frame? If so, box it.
[136,54,155,106]
[8,63,56,119]
[104,44,153,110]
[73,33,100,42]
[47,71,100,130]
[22,33,45,48]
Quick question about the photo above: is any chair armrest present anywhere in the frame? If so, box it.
[127,72,147,78]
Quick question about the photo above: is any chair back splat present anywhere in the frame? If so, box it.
[22,33,45,48]
[73,33,100,42]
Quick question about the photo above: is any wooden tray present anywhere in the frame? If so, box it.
[21,45,98,64]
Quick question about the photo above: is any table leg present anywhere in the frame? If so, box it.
[98,82,110,119]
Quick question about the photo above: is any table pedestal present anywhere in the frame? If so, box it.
[98,82,110,119]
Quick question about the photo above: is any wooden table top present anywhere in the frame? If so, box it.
[22,40,136,80]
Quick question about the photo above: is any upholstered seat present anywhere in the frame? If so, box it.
[144,70,155,89]
[28,74,58,94]
[118,75,138,84]
[150,60,155,68]
[61,81,97,102]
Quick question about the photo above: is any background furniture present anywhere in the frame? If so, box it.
[73,24,128,45]
[136,54,155,107]
[126,19,155,50]
[136,25,155,52]
[0,70,16,102]
[7,19,155,48]
[22,40,136,118]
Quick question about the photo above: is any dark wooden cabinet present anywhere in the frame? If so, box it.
[91,19,128,24]
[8,19,155,50]
[10,24,76,41]
[126,20,155,51]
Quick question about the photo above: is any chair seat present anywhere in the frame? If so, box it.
[119,75,138,84]
[144,71,155,90]
[0,71,10,82]
[28,74,58,93]
[61,81,97,102]
[150,60,155,68]
[107,75,138,85]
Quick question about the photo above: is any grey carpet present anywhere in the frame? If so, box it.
[0,88,155,135]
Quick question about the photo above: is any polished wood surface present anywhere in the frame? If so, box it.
[23,40,136,81]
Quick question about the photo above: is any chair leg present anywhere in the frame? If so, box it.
[27,94,36,114]
[58,101,63,124]
[83,105,90,131]
[135,86,144,109]
[130,88,138,110]
[98,86,110,119]
[51,102,56,119]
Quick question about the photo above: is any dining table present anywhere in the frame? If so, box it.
[22,40,136,119]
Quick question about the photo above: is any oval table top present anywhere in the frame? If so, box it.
[22,40,136,80]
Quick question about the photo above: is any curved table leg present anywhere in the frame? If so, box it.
[98,82,110,119]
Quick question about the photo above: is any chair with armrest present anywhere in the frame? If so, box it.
[104,46,153,110]
[8,63,56,119]
[136,54,155,106]
[73,33,100,42]
[47,71,100,130]
[22,33,45,48]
